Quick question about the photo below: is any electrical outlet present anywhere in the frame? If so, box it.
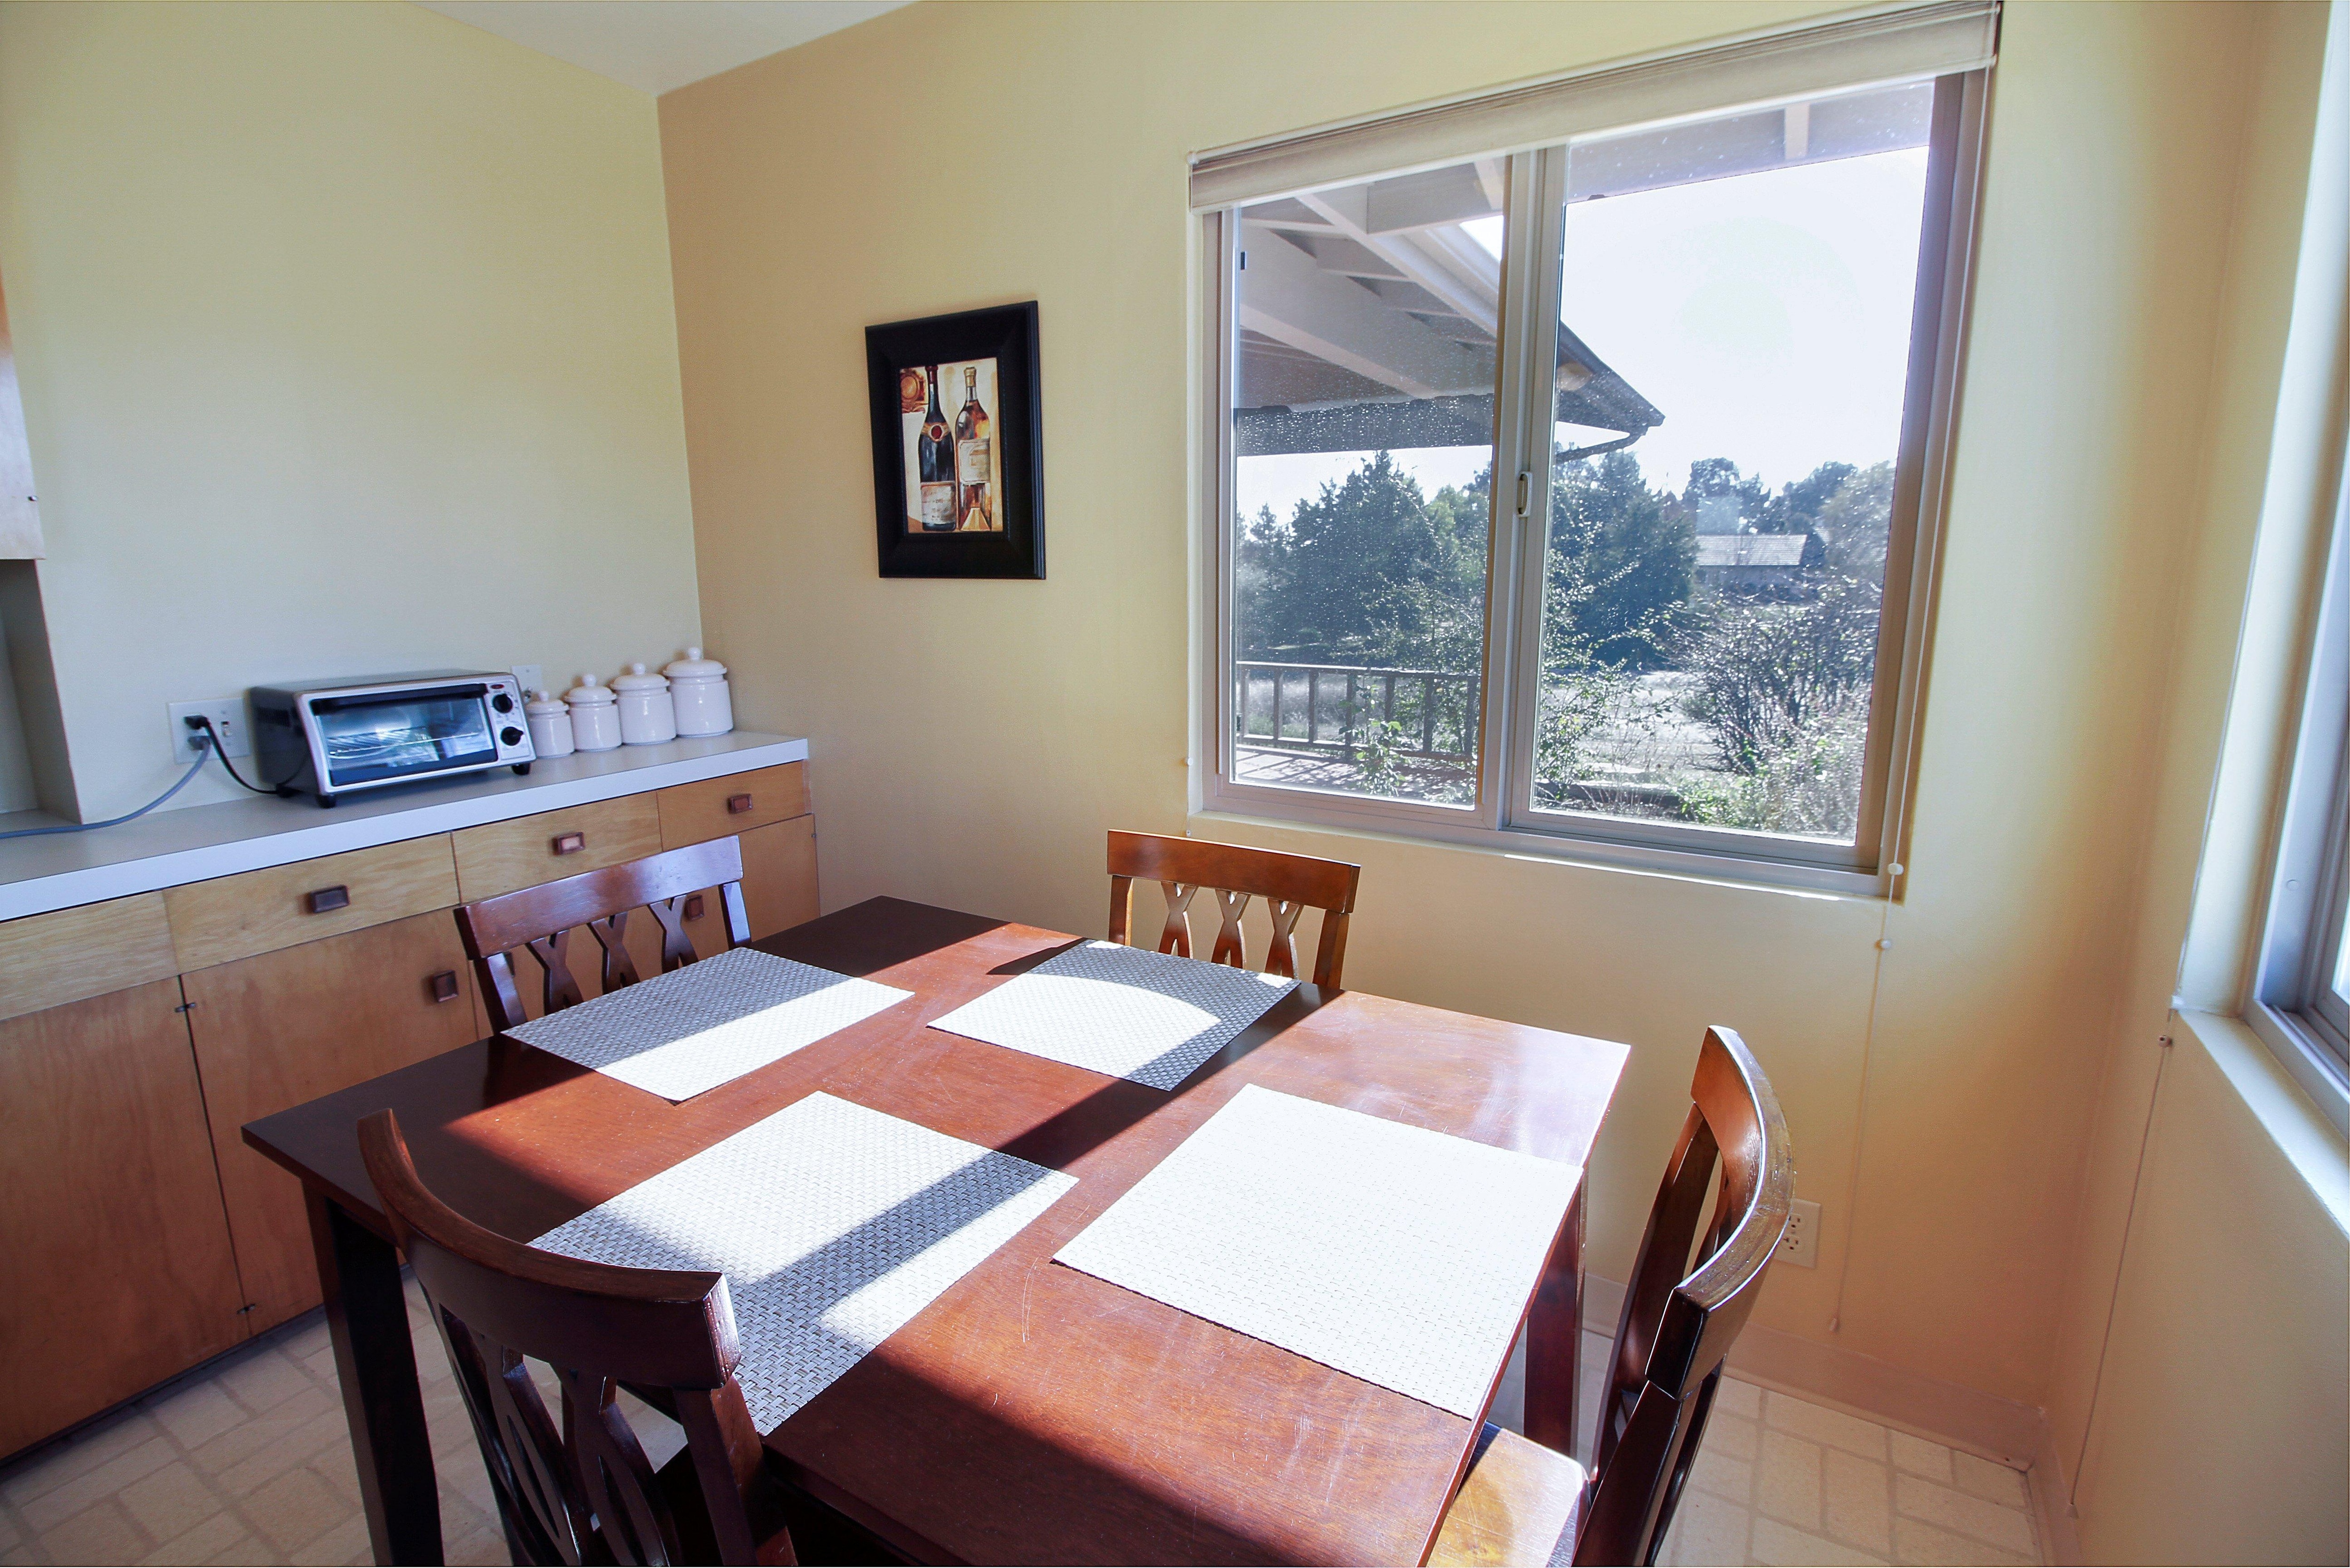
[1778,1198,1822,1269]
[167,698,250,760]
[511,665,545,698]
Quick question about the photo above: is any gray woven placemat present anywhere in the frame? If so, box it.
[532,1091,1074,1432]
[925,941,1297,1089]
[503,947,910,1101]
[1055,1084,1580,1417]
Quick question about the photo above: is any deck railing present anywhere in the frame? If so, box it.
[1234,661,1479,761]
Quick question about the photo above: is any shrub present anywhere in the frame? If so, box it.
[1684,576,1880,776]
[1676,703,1869,838]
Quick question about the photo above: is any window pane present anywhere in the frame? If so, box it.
[1529,82,1934,843]
[1230,159,1504,807]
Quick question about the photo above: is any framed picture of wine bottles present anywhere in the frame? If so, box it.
[865,301,1044,579]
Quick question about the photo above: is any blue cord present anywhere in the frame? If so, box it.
[0,740,213,841]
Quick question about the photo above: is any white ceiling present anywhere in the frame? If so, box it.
[412,1,912,95]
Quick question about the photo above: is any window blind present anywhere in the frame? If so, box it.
[1188,0,1998,211]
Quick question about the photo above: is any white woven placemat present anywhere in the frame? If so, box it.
[1054,1084,1580,1418]
[925,941,1297,1090]
[502,947,911,1102]
[531,1091,1074,1433]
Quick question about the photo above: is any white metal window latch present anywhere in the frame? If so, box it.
[1515,471,1531,517]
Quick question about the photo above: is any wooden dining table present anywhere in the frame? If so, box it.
[244,895,1629,1566]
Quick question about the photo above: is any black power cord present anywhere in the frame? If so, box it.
[190,714,298,797]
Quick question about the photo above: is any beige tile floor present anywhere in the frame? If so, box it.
[0,1292,2042,1568]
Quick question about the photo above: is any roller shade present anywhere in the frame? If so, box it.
[1189,0,1997,211]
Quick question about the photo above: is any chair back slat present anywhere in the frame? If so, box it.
[1571,1026,1793,1567]
[359,1112,796,1566]
[455,838,752,1033]
[1105,830,1360,988]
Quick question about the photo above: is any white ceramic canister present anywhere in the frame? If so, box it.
[523,690,574,758]
[612,662,677,746]
[565,674,623,752]
[663,647,733,737]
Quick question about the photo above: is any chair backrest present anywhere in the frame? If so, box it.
[1576,1026,1794,1566]
[359,1111,792,1567]
[1105,830,1361,989]
[455,838,752,1032]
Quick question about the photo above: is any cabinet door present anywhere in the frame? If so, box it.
[738,815,819,940]
[0,980,245,1455]
[181,911,482,1332]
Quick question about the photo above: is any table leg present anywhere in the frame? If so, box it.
[307,1188,444,1565]
[1526,1180,1587,1459]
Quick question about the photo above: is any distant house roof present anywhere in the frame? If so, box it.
[1695,534,1809,568]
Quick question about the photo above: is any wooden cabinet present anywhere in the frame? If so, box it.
[0,754,814,1451]
[181,911,482,1332]
[0,980,245,1455]
[452,796,662,902]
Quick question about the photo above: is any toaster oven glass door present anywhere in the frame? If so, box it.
[313,689,497,788]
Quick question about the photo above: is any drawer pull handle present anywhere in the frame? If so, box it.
[552,832,586,855]
[727,793,755,815]
[684,894,705,921]
[306,886,351,914]
[429,971,460,1004]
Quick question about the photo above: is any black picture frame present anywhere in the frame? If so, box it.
[866,301,1044,579]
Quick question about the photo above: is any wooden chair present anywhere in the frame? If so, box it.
[1430,1026,1794,1568]
[1105,830,1361,988]
[358,1109,800,1566]
[454,837,752,1032]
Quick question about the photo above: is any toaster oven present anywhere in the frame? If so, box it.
[250,671,535,807]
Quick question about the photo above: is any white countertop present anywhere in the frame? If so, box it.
[0,732,809,921]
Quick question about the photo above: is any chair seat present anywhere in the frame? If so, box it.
[1429,1424,1587,1567]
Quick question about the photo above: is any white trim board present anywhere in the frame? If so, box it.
[0,733,808,921]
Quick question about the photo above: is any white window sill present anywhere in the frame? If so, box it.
[1187,804,1882,905]
[2176,1008,2350,1231]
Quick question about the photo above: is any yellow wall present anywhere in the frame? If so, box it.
[664,0,2306,1418]
[2044,2,2350,1558]
[0,1,700,821]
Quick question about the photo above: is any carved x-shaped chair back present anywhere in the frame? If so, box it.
[359,1111,796,1566]
[454,837,753,1034]
[1105,830,1361,989]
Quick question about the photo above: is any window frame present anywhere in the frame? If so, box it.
[1194,67,1990,898]
[2248,440,2350,1129]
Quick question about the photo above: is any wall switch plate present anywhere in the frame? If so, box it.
[1779,1198,1822,1269]
[168,698,250,760]
[511,665,545,698]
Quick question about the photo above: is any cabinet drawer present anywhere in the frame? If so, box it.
[165,836,459,972]
[0,893,179,1025]
[657,761,809,848]
[452,794,663,902]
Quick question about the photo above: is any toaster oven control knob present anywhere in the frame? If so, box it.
[491,692,515,713]
[500,726,524,747]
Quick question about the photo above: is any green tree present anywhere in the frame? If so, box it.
[1814,462,1895,585]
[1241,451,1446,660]
[1549,449,1691,668]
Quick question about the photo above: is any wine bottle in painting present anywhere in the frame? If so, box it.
[916,367,956,531]
[955,364,994,530]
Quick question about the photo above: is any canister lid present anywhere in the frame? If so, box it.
[611,661,670,691]
[524,690,568,716]
[564,674,616,705]
[664,646,727,679]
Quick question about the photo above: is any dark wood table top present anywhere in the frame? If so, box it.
[246,897,1629,1566]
